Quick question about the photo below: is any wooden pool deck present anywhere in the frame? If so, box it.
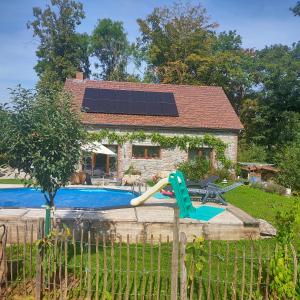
[0,184,260,242]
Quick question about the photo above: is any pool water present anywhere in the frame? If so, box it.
[0,188,136,209]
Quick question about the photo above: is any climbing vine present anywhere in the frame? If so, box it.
[88,129,231,166]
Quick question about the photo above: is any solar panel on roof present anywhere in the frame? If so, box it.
[82,88,179,117]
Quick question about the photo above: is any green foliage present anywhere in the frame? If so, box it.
[269,245,296,299]
[291,1,300,16]
[177,157,210,181]
[185,236,206,287]
[5,86,86,206]
[275,204,300,245]
[88,129,230,166]
[238,141,268,163]
[274,143,300,191]
[254,44,300,150]
[137,3,255,112]
[27,0,88,90]
[90,18,131,80]
[268,204,300,299]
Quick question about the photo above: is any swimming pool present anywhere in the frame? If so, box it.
[0,188,137,209]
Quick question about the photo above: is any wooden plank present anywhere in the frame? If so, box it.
[59,239,63,300]
[157,234,161,300]
[23,224,27,295]
[9,227,13,285]
[198,273,203,300]
[53,235,58,300]
[35,220,43,300]
[134,235,138,300]
[125,234,130,300]
[72,229,76,280]
[241,246,246,300]
[264,245,270,300]
[64,237,68,299]
[141,234,146,300]
[16,225,19,290]
[102,234,108,300]
[30,224,33,278]
[215,245,221,300]
[149,234,154,299]
[180,232,187,300]
[249,243,254,300]
[223,242,229,300]
[111,235,115,299]
[257,245,262,294]
[232,243,238,300]
[171,206,180,300]
[96,235,99,300]
[87,231,92,300]
[79,229,84,296]
[207,241,212,300]
[189,251,195,300]
[118,235,122,300]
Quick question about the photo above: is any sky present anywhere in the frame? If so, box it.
[0,0,299,101]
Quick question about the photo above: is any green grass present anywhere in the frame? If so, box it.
[0,178,26,184]
[225,185,299,225]
[6,238,283,299]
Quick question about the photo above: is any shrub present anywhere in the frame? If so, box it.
[250,181,286,195]
[274,143,300,192]
[177,157,210,181]
[238,142,268,162]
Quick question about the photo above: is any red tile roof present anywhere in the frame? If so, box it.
[64,79,243,131]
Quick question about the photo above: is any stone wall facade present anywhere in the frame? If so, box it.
[87,127,239,179]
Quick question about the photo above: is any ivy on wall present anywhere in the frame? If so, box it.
[88,129,231,166]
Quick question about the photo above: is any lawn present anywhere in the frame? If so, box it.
[0,178,26,184]
[225,185,299,225]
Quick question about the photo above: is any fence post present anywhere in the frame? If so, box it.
[180,232,187,300]
[171,206,180,300]
[35,219,44,300]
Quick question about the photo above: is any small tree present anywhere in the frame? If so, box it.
[6,86,85,207]
[274,143,300,192]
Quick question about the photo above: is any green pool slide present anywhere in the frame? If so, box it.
[130,170,225,221]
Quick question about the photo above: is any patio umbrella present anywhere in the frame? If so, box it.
[81,142,117,156]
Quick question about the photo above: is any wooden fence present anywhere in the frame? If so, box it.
[0,219,298,299]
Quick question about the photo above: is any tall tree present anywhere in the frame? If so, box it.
[137,3,255,112]
[291,1,300,16]
[137,2,217,84]
[246,43,300,152]
[90,18,130,80]
[28,0,89,90]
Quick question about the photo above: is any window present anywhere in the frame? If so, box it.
[132,146,161,159]
[188,148,213,161]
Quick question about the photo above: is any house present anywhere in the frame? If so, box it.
[65,72,243,179]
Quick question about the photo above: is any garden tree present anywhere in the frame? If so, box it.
[137,2,217,84]
[6,86,85,207]
[27,0,89,91]
[90,18,131,80]
[291,1,300,16]
[237,141,268,163]
[275,142,300,191]
[137,3,256,112]
[253,43,300,151]
[0,104,11,165]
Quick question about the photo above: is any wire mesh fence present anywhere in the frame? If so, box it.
[0,221,298,299]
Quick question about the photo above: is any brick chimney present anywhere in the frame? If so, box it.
[75,71,85,80]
